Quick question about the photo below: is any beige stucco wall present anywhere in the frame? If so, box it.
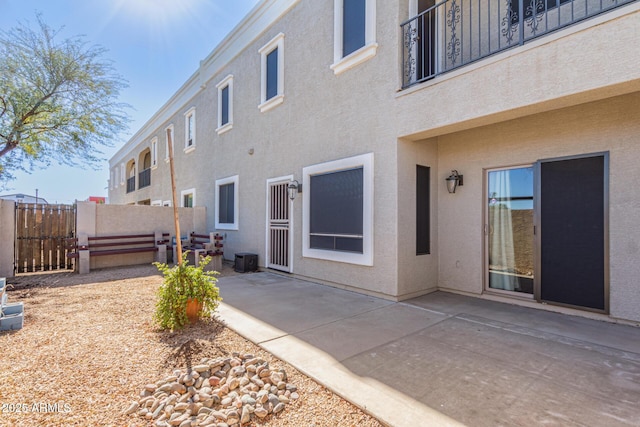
[423,92,640,322]
[76,202,207,269]
[0,200,15,278]
[396,3,640,141]
[396,139,439,298]
[106,0,640,317]
[109,0,404,298]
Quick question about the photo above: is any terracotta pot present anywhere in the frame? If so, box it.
[185,298,203,324]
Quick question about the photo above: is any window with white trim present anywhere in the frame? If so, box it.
[258,33,284,113]
[303,153,374,266]
[162,200,172,207]
[120,163,125,185]
[165,124,174,162]
[184,108,196,152]
[151,137,158,168]
[110,170,114,190]
[216,75,233,135]
[151,200,162,206]
[215,175,239,230]
[181,188,195,207]
[331,0,377,75]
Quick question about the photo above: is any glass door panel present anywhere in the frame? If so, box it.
[487,167,534,294]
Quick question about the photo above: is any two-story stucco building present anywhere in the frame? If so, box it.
[109,0,640,324]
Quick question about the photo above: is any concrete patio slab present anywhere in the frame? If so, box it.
[216,272,640,427]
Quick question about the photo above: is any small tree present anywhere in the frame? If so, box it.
[0,14,129,184]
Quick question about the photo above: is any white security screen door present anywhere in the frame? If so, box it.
[267,179,292,272]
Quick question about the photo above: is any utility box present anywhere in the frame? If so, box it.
[234,253,258,273]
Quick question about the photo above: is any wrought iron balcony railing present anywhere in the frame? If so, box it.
[401,0,635,88]
[126,176,136,193]
[138,168,151,189]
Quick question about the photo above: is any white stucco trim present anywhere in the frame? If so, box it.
[216,74,234,134]
[215,175,239,230]
[302,152,374,266]
[259,33,285,112]
[151,200,162,206]
[331,0,377,75]
[330,43,379,75]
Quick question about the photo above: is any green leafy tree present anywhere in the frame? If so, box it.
[0,14,129,184]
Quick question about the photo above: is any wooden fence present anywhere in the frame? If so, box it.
[15,203,76,273]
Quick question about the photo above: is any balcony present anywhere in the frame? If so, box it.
[138,168,151,189]
[401,0,636,89]
[126,177,135,193]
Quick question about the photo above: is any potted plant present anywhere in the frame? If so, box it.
[154,251,222,330]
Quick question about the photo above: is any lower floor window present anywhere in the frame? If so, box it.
[181,188,195,207]
[303,152,373,266]
[309,167,364,253]
[215,175,239,230]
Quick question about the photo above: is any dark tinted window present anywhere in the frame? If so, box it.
[183,194,193,208]
[219,183,235,224]
[266,48,278,100]
[310,167,363,253]
[416,165,430,255]
[343,0,366,57]
[221,85,229,126]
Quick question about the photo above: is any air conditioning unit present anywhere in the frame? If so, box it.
[234,253,258,273]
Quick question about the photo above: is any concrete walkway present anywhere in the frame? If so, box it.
[216,272,640,427]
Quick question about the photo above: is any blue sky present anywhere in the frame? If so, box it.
[0,0,260,204]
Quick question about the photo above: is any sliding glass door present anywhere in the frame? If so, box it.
[487,166,534,295]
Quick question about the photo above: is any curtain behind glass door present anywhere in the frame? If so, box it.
[488,167,534,294]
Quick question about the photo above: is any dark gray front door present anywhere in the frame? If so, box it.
[537,153,608,312]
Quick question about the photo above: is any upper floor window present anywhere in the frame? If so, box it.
[151,137,158,168]
[216,75,234,135]
[184,108,196,152]
[165,124,174,162]
[126,161,136,194]
[259,33,285,113]
[331,0,377,75]
[139,152,151,189]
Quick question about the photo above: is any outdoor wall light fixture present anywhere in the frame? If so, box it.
[288,180,301,200]
[446,170,463,194]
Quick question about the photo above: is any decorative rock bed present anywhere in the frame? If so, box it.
[125,352,298,427]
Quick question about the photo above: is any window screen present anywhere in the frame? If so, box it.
[218,183,235,224]
[310,167,363,253]
[266,48,278,100]
[343,0,366,57]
